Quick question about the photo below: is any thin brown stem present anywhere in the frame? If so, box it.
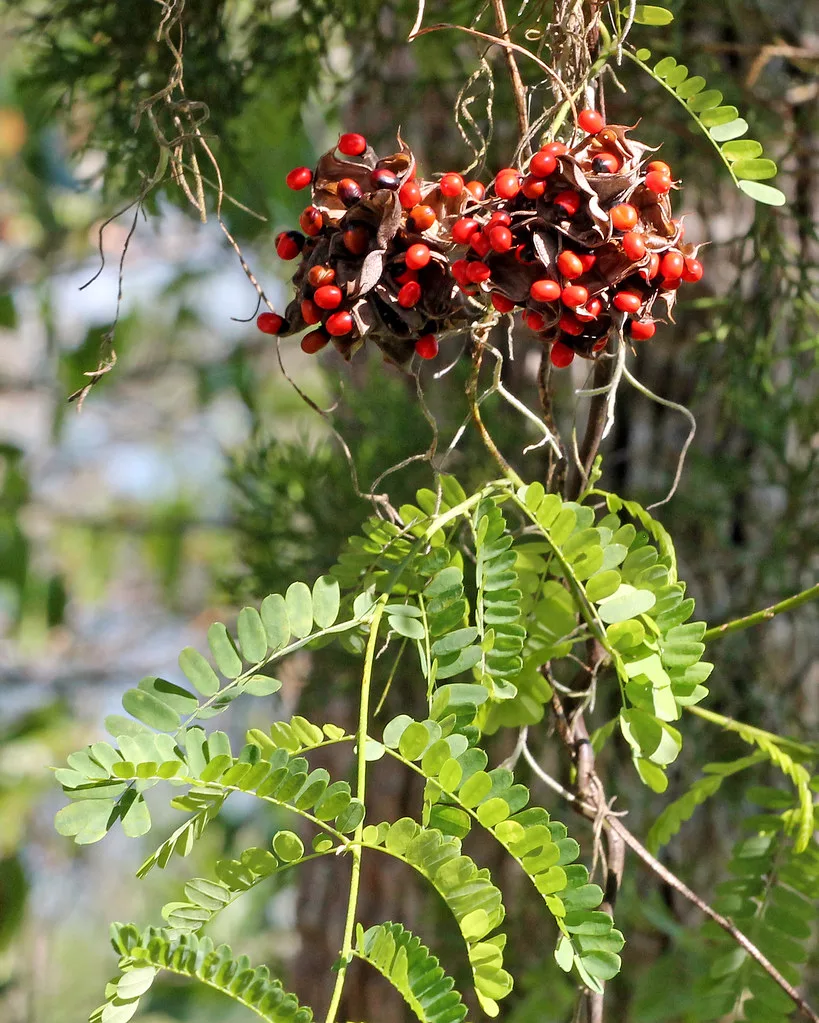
[489,0,530,148]
[565,353,616,499]
[415,23,577,116]
[466,342,524,485]
[606,817,819,1023]
[526,728,819,1023]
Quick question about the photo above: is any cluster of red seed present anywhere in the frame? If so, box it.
[258,113,703,369]
[256,132,480,363]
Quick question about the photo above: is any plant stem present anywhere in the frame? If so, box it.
[524,740,819,1023]
[489,0,529,148]
[604,815,819,1023]
[565,355,616,500]
[703,582,819,641]
[323,595,387,1023]
[685,705,818,758]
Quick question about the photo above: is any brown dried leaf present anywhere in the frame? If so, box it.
[487,252,545,304]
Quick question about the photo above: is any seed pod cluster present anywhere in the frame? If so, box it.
[259,116,704,369]
[260,133,484,363]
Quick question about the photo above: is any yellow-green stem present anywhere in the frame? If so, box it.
[323,595,387,1023]
[703,583,819,642]
[685,705,817,759]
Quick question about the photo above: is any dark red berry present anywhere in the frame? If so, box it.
[561,284,589,308]
[541,141,568,157]
[622,232,646,261]
[398,281,422,307]
[343,226,370,255]
[682,257,704,282]
[489,226,513,253]
[554,190,580,216]
[439,172,465,196]
[415,334,438,359]
[521,175,547,199]
[451,259,470,285]
[645,170,672,194]
[494,169,521,199]
[578,253,596,272]
[395,267,418,286]
[467,261,491,283]
[325,310,353,336]
[530,279,562,303]
[257,312,285,335]
[452,218,480,245]
[299,206,323,236]
[578,109,605,133]
[338,133,367,157]
[489,211,512,227]
[300,299,322,325]
[592,153,620,174]
[307,265,335,288]
[371,168,400,191]
[524,310,545,331]
[286,166,313,190]
[550,341,575,368]
[314,285,343,310]
[610,204,638,231]
[557,251,584,279]
[629,319,656,341]
[613,290,642,313]
[470,232,492,258]
[529,151,558,178]
[491,293,516,313]
[275,232,304,260]
[398,180,422,208]
[409,205,437,231]
[660,250,684,279]
[559,312,584,336]
[405,243,431,269]
[465,180,486,199]
[301,329,330,354]
[577,296,603,321]
[337,178,363,206]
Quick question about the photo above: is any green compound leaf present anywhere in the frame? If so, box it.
[633,5,674,25]
[354,921,468,1023]
[260,593,290,650]
[100,927,314,1023]
[721,140,764,160]
[709,118,749,142]
[738,180,787,206]
[271,830,304,863]
[237,607,268,663]
[207,622,243,679]
[626,48,784,205]
[121,688,180,732]
[285,581,313,638]
[178,647,220,697]
[311,575,340,628]
[362,820,510,1015]
[646,752,766,853]
[690,815,819,1020]
[385,716,623,991]
[597,584,656,624]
